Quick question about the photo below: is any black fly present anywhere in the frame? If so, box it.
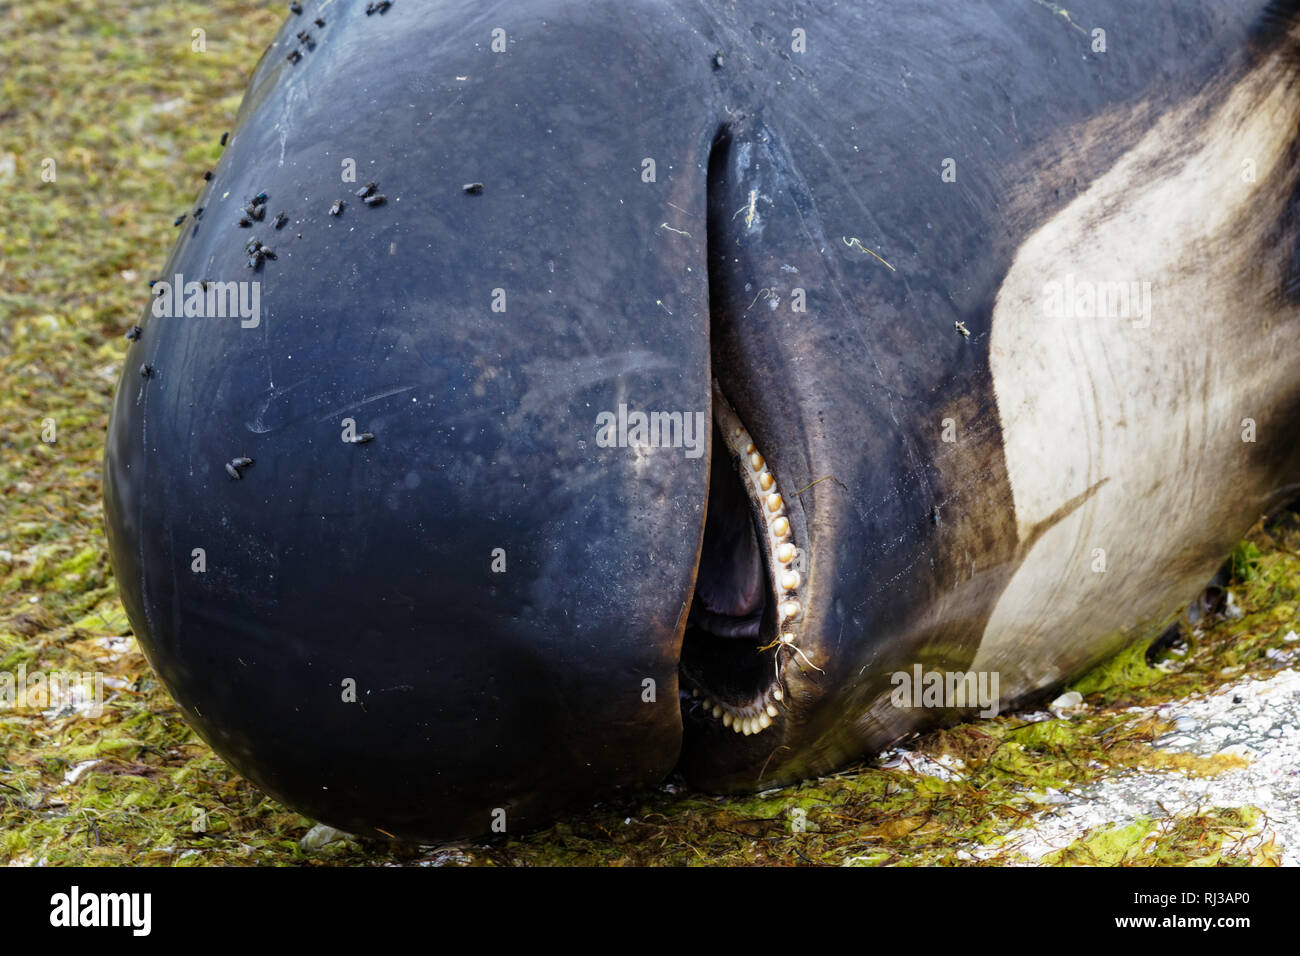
[227,456,254,480]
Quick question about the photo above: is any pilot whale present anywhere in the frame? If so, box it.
[103,0,1300,840]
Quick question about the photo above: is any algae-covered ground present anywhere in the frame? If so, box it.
[2,0,1298,867]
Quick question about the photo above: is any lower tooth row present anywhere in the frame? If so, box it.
[694,694,779,735]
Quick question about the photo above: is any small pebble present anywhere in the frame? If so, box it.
[1049,690,1084,712]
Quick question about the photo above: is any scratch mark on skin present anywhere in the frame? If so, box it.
[659,222,693,238]
[769,133,911,439]
[656,299,673,315]
[246,379,310,433]
[499,350,677,428]
[842,236,896,272]
[746,287,775,311]
[276,24,320,167]
[666,201,695,219]
[1029,0,1088,36]
[315,385,418,423]
[780,111,918,299]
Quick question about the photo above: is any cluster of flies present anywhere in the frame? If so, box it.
[286,3,327,64]
[245,236,277,272]
[135,2,419,481]
[332,180,387,217]
[285,0,394,66]
[238,191,284,271]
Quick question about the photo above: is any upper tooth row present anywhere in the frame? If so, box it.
[706,381,813,726]
[716,398,809,656]
[733,425,801,611]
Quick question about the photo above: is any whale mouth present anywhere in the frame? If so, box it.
[678,384,807,738]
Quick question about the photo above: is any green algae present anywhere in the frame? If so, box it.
[1041,807,1277,867]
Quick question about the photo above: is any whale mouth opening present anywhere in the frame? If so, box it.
[677,126,810,739]
[678,387,797,738]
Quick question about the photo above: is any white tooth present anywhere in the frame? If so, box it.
[772,688,784,701]
[781,570,800,591]
[780,632,795,644]
[691,688,699,697]
[722,712,733,727]
[776,543,795,564]
[766,493,783,513]
[734,427,744,438]
[759,471,774,491]
[772,517,790,538]
[733,718,744,734]
[780,601,800,620]
[745,441,755,455]
[759,712,773,729]
[750,452,764,471]
[766,703,778,717]
[742,720,753,736]
[712,705,723,718]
